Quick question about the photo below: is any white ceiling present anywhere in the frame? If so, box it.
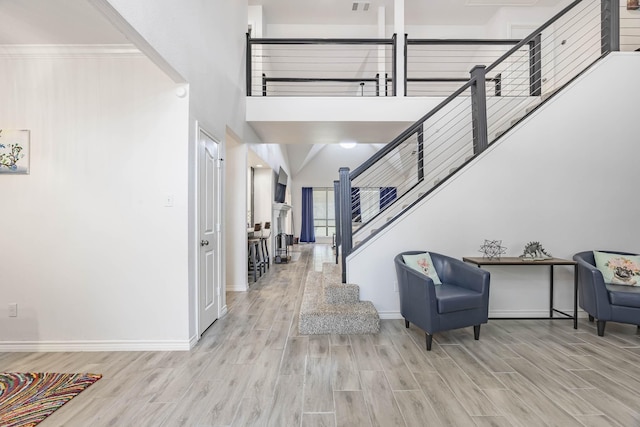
[248,0,564,26]
[0,0,129,44]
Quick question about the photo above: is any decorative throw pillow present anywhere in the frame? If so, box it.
[402,252,442,285]
[593,251,640,286]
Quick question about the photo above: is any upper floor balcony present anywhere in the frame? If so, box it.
[246,0,640,145]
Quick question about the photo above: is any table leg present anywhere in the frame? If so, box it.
[573,264,578,329]
[549,265,554,318]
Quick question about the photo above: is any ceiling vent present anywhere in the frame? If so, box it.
[352,1,371,11]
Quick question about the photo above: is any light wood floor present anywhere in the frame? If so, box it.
[3,244,640,427]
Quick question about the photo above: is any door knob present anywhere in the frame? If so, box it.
[200,240,210,246]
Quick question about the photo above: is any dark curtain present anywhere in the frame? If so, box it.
[351,187,361,222]
[300,187,315,242]
[379,187,397,210]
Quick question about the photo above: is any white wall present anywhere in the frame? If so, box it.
[0,48,190,349]
[348,53,640,318]
[98,0,292,339]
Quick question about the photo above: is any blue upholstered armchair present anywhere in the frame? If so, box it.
[573,251,640,336]
[394,251,490,351]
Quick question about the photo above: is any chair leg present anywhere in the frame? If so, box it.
[473,324,481,340]
[425,333,433,351]
[588,315,594,322]
[405,319,410,328]
[596,320,606,336]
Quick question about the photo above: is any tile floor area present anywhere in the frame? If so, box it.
[2,244,640,426]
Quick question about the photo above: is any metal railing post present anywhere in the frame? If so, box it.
[417,123,424,182]
[262,73,267,96]
[392,34,397,96]
[333,180,341,265]
[339,167,352,283]
[246,33,252,96]
[403,34,408,97]
[601,0,620,53]
[529,34,542,96]
[470,65,488,155]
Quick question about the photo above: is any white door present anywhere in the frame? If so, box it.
[198,129,220,335]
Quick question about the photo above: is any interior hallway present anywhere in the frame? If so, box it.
[2,244,640,426]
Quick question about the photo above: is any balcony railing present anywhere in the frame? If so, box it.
[246,35,396,97]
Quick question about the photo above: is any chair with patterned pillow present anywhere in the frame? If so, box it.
[394,251,491,351]
[573,250,640,336]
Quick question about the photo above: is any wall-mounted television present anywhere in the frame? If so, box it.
[274,166,288,203]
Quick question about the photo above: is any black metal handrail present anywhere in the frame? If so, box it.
[247,34,396,97]
[262,75,383,97]
[486,0,583,74]
[349,78,475,181]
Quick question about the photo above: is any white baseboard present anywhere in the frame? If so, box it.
[0,339,192,352]
[189,335,199,350]
[378,309,586,320]
[227,284,248,292]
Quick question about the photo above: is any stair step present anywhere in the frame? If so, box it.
[324,283,360,304]
[298,271,380,335]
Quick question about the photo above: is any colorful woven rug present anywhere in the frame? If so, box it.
[0,372,102,427]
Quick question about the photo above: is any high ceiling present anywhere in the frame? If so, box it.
[0,0,129,44]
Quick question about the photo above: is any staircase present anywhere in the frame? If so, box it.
[298,262,379,334]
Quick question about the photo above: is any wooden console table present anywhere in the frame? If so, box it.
[463,257,578,329]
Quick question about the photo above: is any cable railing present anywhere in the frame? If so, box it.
[405,38,525,96]
[246,35,396,97]
[484,0,605,145]
[336,0,620,282]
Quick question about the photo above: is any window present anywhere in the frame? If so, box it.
[313,187,335,238]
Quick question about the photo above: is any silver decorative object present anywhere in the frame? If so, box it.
[479,239,507,260]
[519,241,552,260]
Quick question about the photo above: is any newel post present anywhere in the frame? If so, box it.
[333,180,341,265]
[339,167,352,283]
[529,33,542,96]
[470,65,488,154]
[601,0,620,53]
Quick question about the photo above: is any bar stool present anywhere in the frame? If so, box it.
[248,237,262,282]
[260,222,271,270]
[254,223,266,275]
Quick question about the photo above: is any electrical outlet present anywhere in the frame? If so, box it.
[8,303,17,317]
[164,194,174,207]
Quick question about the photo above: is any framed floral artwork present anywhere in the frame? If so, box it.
[0,129,30,174]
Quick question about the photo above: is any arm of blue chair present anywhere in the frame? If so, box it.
[394,255,439,330]
[432,253,490,296]
[574,257,612,320]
